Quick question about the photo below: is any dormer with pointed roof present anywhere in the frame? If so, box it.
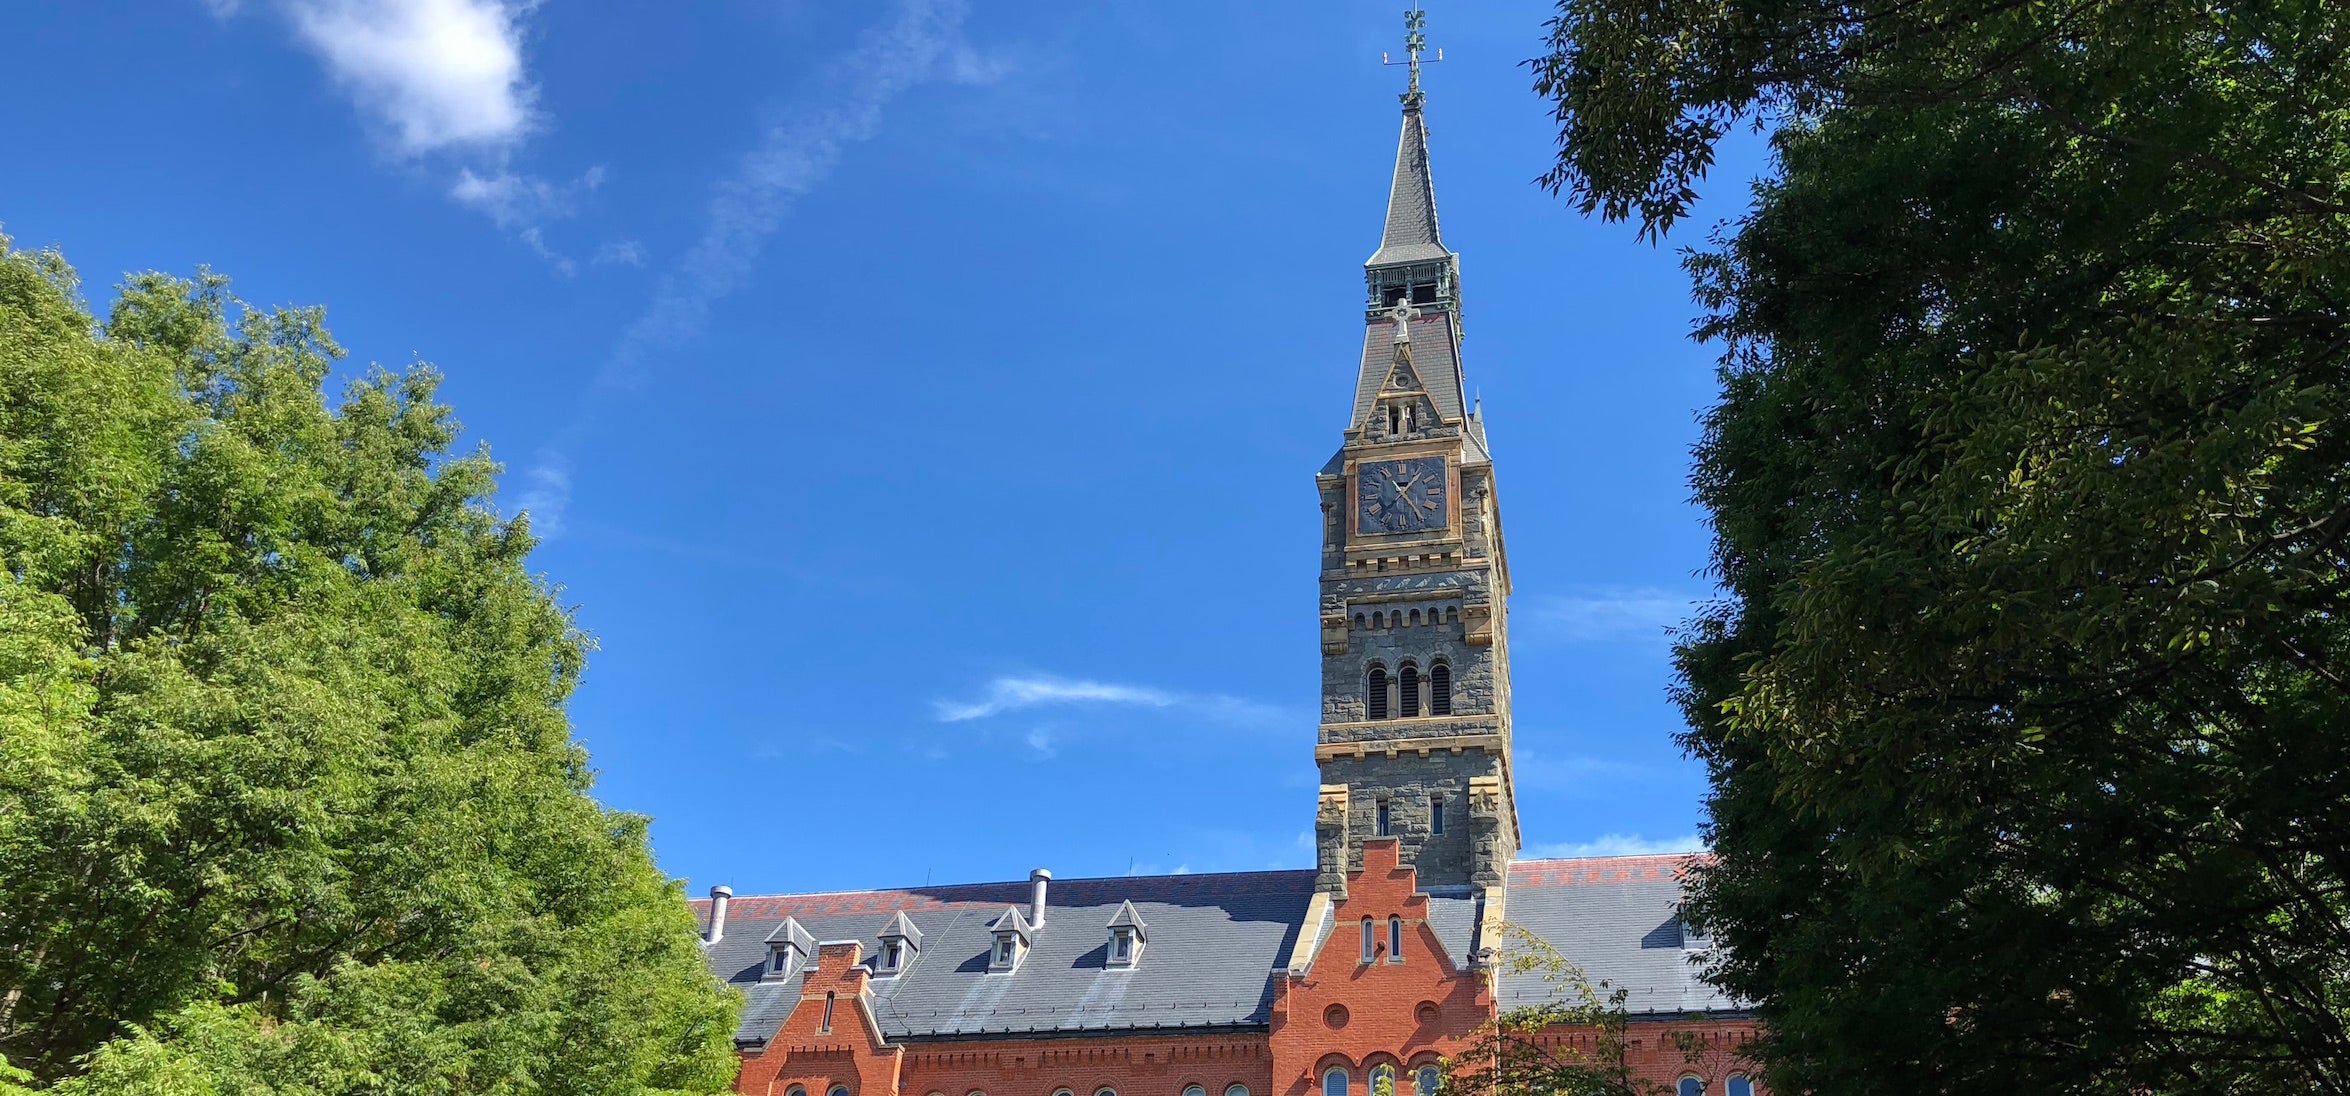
[875,910,923,975]
[1105,900,1148,968]
[761,915,815,982]
[986,906,1032,972]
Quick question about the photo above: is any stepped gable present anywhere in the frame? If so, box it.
[702,870,1318,1048]
[1500,855,1743,1017]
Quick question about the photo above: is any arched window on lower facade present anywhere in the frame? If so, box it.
[1676,1079,1703,1096]
[1370,1065,1396,1096]
[1414,1066,1440,1096]
[1324,1069,1350,1096]
[1183,1086,1205,1096]
[1227,1086,1250,1096]
[1399,662,1421,717]
[1428,662,1451,715]
[1366,664,1389,720]
[1726,1078,1753,1096]
[829,1086,851,1096]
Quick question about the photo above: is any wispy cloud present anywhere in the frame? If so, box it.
[600,0,991,386]
[1526,833,1706,859]
[935,676,1174,722]
[510,455,570,537]
[284,0,538,156]
[518,0,989,533]
[1524,585,1697,644]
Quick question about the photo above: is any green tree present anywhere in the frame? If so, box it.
[1530,1,2350,1092]
[0,237,740,1094]
[1442,926,1660,1096]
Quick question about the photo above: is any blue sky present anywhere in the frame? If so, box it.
[2,1,1764,894]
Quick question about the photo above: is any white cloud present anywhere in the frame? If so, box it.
[936,676,1174,722]
[602,0,992,383]
[1526,833,1706,858]
[511,456,569,537]
[285,0,537,156]
[591,239,646,267]
[516,0,987,533]
[1525,586,1695,643]
[448,165,598,228]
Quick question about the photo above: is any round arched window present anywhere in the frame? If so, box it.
[1323,1068,1350,1096]
[1726,1079,1752,1096]
[1226,1086,1250,1096]
[1675,1079,1703,1096]
[1415,1066,1441,1096]
[1370,1065,1397,1096]
[1185,1086,1206,1096]
[829,1086,850,1096]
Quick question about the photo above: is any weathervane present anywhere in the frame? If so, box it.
[1381,5,1443,102]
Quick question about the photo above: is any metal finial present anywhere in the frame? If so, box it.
[1383,6,1442,103]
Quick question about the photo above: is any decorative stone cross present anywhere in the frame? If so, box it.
[1384,298,1419,344]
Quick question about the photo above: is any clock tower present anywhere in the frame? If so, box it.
[1312,51,1518,901]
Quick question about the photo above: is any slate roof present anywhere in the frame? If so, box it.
[696,856,1742,1047]
[1369,102,1447,267]
[1348,314,1469,437]
[1500,856,1743,1017]
[696,871,1316,1046]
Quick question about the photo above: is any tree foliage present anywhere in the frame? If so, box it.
[1442,926,1660,1096]
[1533,1,2350,1092]
[0,238,740,1094]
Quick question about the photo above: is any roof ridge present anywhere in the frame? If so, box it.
[697,867,1317,904]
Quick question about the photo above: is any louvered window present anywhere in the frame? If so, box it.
[1400,663,1421,717]
[1367,665,1389,720]
[1429,663,1451,715]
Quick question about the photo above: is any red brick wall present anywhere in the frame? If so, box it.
[1529,1018,1765,1096]
[736,941,907,1096]
[1268,840,1492,1096]
[901,1033,1273,1096]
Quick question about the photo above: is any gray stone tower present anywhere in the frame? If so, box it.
[1313,67,1519,901]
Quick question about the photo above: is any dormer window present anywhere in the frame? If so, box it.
[987,906,1032,972]
[875,911,922,976]
[761,916,814,982]
[1105,900,1148,969]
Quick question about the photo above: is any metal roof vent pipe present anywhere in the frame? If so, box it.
[1029,868,1051,930]
[706,884,733,943]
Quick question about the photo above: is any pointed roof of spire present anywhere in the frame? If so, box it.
[1368,94,1448,267]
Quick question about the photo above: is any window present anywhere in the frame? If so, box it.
[882,939,902,969]
[1676,1079,1702,1096]
[1388,916,1403,962]
[1428,663,1451,715]
[1430,796,1446,835]
[1370,1066,1396,1096]
[1360,917,1375,963]
[1184,1086,1205,1096]
[829,1086,849,1096]
[1324,1069,1349,1096]
[1112,931,1132,962]
[995,939,1014,965]
[819,991,835,1034]
[787,1088,806,1096]
[1376,800,1391,836]
[1097,1088,1117,1096]
[1227,1085,1250,1096]
[1400,662,1420,717]
[1367,665,1389,720]
[1415,1067,1440,1096]
[769,947,792,976]
[1726,1078,1752,1096]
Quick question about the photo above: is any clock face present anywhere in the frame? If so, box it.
[1357,457,1447,535]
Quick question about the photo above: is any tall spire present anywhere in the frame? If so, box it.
[1369,6,1446,267]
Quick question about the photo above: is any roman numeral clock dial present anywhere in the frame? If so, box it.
[1356,456,1446,535]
